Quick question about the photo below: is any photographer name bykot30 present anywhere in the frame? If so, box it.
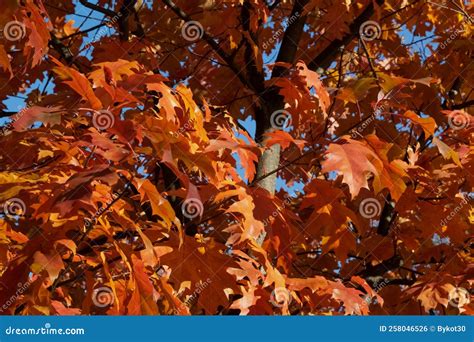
[379,325,467,333]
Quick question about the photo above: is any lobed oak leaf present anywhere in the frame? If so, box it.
[22,2,50,66]
[263,130,305,151]
[130,255,159,315]
[12,106,61,131]
[227,258,262,287]
[32,251,64,282]
[321,138,381,198]
[286,276,331,293]
[134,178,176,228]
[331,281,369,315]
[52,58,102,110]
[364,134,409,201]
[160,235,238,314]
[297,60,331,113]
[54,239,77,255]
[176,84,208,142]
[89,59,141,87]
[351,276,384,306]
[403,110,436,136]
[146,82,181,122]
[229,285,260,315]
[312,202,357,260]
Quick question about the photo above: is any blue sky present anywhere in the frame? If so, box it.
[1,1,442,196]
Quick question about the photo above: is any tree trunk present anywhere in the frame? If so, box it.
[254,0,309,194]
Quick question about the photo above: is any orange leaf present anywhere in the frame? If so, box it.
[264,130,305,151]
[52,58,102,110]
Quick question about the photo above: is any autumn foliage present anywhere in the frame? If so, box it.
[0,0,472,316]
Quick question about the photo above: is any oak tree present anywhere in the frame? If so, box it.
[0,0,472,315]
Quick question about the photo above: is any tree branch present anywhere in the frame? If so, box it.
[268,0,282,11]
[308,0,385,71]
[60,23,108,41]
[448,99,474,110]
[254,0,309,194]
[79,0,117,17]
[161,0,255,92]
[241,1,265,94]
